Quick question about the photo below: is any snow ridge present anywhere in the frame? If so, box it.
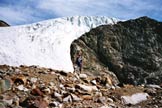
[0,16,119,72]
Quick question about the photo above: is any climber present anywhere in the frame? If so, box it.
[75,50,83,73]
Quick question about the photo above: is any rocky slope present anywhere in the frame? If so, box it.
[0,65,161,108]
[0,20,9,27]
[71,16,162,85]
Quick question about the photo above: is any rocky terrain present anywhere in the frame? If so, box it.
[0,20,9,27]
[0,16,162,108]
[71,16,162,85]
[0,65,161,108]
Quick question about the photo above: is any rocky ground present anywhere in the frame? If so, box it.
[0,65,162,108]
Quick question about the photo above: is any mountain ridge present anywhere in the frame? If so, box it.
[0,20,9,27]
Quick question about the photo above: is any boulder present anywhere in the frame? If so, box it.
[71,16,162,85]
[121,93,149,105]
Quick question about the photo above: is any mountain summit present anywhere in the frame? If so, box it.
[0,20,9,27]
[0,16,118,72]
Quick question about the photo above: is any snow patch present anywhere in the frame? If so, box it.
[121,93,149,105]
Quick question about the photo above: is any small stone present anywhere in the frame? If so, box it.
[71,94,82,102]
[54,92,62,97]
[49,101,60,107]
[49,82,55,89]
[66,87,75,92]
[91,80,97,85]
[61,90,67,95]
[58,104,64,108]
[109,103,116,107]
[59,84,65,90]
[42,88,51,94]
[79,74,88,79]
[82,95,92,100]
[49,82,54,86]
[145,84,161,89]
[115,86,120,89]
[96,97,106,104]
[50,71,55,74]
[31,84,36,89]
[111,86,116,90]
[53,92,62,102]
[43,96,50,104]
[153,105,158,108]
[30,77,38,83]
[16,85,29,91]
[58,76,65,82]
[107,98,113,102]
[15,69,21,73]
[76,84,98,92]
[100,105,111,108]
[72,77,78,82]
[95,92,102,97]
[105,84,111,89]
[63,95,72,102]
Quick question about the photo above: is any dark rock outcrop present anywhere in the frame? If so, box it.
[71,16,162,85]
[0,20,9,27]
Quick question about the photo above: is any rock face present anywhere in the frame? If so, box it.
[71,16,162,85]
[0,20,9,27]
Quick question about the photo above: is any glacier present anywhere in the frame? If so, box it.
[0,16,118,72]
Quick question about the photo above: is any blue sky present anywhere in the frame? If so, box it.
[0,0,162,25]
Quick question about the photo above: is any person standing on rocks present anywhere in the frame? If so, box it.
[74,50,83,73]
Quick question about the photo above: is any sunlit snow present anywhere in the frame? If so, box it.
[121,93,149,105]
[0,16,118,72]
